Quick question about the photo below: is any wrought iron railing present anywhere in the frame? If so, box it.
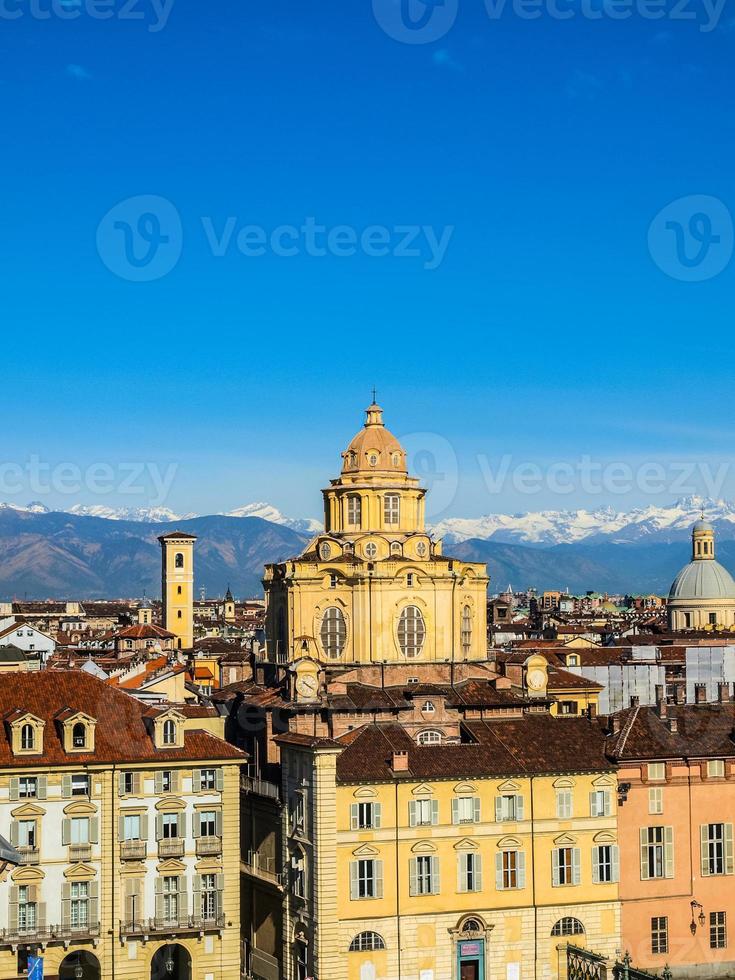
[120,915,225,937]
[120,840,147,860]
[196,836,222,856]
[157,838,185,857]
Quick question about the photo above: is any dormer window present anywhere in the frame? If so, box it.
[21,724,35,751]
[421,701,436,714]
[72,723,87,748]
[163,720,177,746]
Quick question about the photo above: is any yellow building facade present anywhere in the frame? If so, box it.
[263,403,489,666]
[159,531,196,650]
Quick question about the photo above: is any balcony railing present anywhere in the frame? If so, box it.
[69,844,92,863]
[16,846,40,866]
[0,922,100,946]
[120,840,147,861]
[241,775,281,802]
[196,836,222,857]
[120,915,225,938]
[242,850,283,888]
[157,838,185,858]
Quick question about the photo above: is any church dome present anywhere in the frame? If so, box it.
[341,403,407,474]
[669,559,735,601]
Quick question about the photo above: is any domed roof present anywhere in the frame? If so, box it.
[669,560,735,602]
[341,403,407,474]
[693,518,714,532]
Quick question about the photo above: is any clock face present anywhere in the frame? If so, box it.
[296,674,318,698]
[528,668,546,690]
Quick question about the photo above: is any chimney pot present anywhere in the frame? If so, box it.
[668,718,678,733]
[611,715,621,734]
[391,750,409,772]
[719,683,731,703]
[630,695,640,708]
[696,684,707,704]
[657,699,667,719]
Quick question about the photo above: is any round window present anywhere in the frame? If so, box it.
[416,541,427,557]
[369,453,378,467]
[319,542,331,560]
[365,542,378,559]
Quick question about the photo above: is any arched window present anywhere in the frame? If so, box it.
[551,917,585,937]
[462,918,483,933]
[417,730,442,745]
[175,553,184,569]
[163,720,176,745]
[349,932,386,952]
[320,607,347,659]
[347,495,362,526]
[20,724,35,750]
[398,606,425,658]
[390,541,402,556]
[384,494,400,525]
[72,722,86,748]
[461,605,472,654]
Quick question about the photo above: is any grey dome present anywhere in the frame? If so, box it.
[669,560,735,601]
[693,519,714,532]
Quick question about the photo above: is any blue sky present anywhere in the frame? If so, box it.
[1,0,734,521]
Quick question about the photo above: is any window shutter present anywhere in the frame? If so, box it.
[141,813,149,841]
[193,875,202,919]
[474,853,483,891]
[9,821,18,848]
[9,777,18,802]
[193,811,201,838]
[215,809,223,838]
[516,795,524,820]
[351,804,359,831]
[603,790,612,816]
[154,877,164,920]
[592,846,600,884]
[89,880,99,924]
[409,801,417,828]
[431,799,439,825]
[640,828,649,880]
[155,814,163,841]
[590,792,599,817]
[8,887,18,933]
[611,845,620,883]
[37,776,47,801]
[496,852,504,890]
[701,825,710,877]
[37,902,46,930]
[154,772,163,794]
[215,768,224,792]
[193,770,202,793]
[495,797,503,822]
[216,871,225,915]
[90,817,99,844]
[458,853,467,893]
[572,848,581,885]
[726,824,734,875]
[178,877,188,920]
[62,818,71,846]
[133,772,142,795]
[452,799,459,825]
[473,798,481,823]
[62,774,72,798]
[552,848,560,887]
[350,862,359,901]
[118,773,126,796]
[171,771,180,794]
[375,860,384,898]
[517,850,526,889]
[118,815,126,841]
[178,811,186,838]
[409,858,418,896]
[664,826,674,878]
[431,855,440,894]
[374,803,382,829]
[61,882,71,926]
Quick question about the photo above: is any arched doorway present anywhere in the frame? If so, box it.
[59,951,101,980]
[150,943,192,980]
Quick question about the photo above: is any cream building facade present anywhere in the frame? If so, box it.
[668,521,735,630]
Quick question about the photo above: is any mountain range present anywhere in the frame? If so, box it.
[0,496,733,599]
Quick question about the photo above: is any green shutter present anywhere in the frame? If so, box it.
[178,811,186,838]
[430,799,439,825]
[572,847,581,885]
[118,773,126,796]
[516,795,524,820]
[409,858,418,896]
[118,815,126,841]
[62,818,71,846]
[37,776,47,801]
[141,813,149,841]
[9,886,18,933]
[89,880,99,924]
[155,814,163,840]
[62,774,72,798]
[9,777,19,802]
[350,804,359,831]
[495,852,504,890]
[590,791,598,817]
[431,855,440,894]
[612,845,620,883]
[552,848,560,887]
[374,803,382,829]
[473,797,481,822]
[61,882,71,926]
[193,770,202,793]
[192,811,201,838]
[154,771,163,794]
[452,799,459,825]
[409,801,417,827]
[701,825,711,877]
[154,877,164,920]
[458,853,467,893]
[90,816,99,844]
[193,875,202,919]
[517,850,526,889]
[9,822,18,848]
[215,809,223,838]
[375,860,384,899]
[349,862,359,901]
[215,768,224,792]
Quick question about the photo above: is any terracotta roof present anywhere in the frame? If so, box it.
[0,671,245,768]
[114,624,176,640]
[547,666,604,691]
[157,530,198,540]
[335,715,613,783]
[605,704,735,761]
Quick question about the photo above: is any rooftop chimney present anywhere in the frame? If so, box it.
[611,715,621,735]
[391,750,409,773]
[630,696,640,708]
[657,699,667,719]
[695,684,707,705]
[719,683,732,703]
[668,718,678,734]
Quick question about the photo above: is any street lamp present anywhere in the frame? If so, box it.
[74,962,83,980]
[165,952,175,975]
[690,900,705,935]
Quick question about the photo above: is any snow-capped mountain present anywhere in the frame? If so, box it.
[66,504,193,523]
[0,501,50,514]
[223,502,322,535]
[430,496,735,546]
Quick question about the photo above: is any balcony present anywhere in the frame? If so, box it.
[69,844,92,863]
[120,915,225,939]
[120,840,147,861]
[0,921,100,947]
[241,850,283,889]
[158,838,185,858]
[16,846,40,866]
[241,775,281,803]
[196,836,222,857]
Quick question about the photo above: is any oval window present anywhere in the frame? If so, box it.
[365,542,378,559]
[398,605,426,658]
[320,607,347,659]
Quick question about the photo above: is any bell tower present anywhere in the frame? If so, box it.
[692,518,715,561]
[158,530,196,649]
